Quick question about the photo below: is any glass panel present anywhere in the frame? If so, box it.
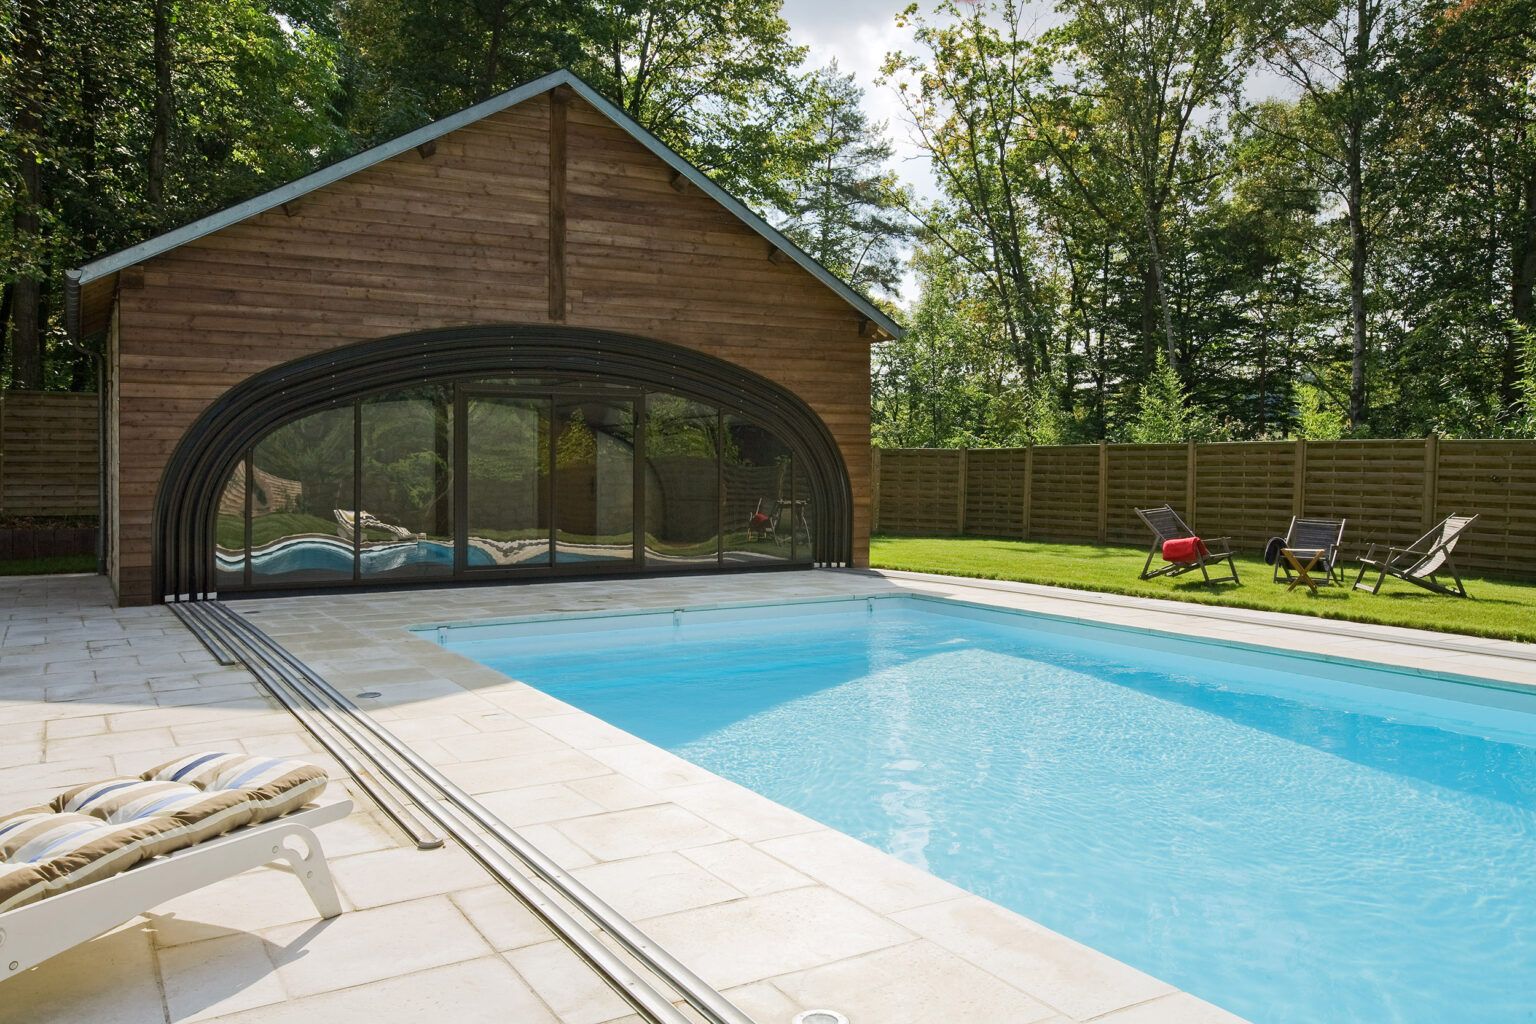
[466,395,551,568]
[644,394,719,569]
[214,459,247,588]
[555,399,634,564]
[789,459,815,563]
[250,407,356,584]
[360,386,454,579]
[721,416,793,564]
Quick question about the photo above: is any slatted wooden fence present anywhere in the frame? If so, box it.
[874,439,1536,578]
[0,391,100,517]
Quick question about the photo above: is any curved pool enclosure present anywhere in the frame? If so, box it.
[173,327,853,597]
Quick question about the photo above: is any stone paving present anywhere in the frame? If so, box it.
[5,569,1532,1023]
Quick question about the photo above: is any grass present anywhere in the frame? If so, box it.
[0,554,97,576]
[870,535,1536,643]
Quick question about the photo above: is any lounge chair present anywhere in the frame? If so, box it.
[1,752,349,978]
[1135,504,1239,584]
[1273,516,1347,590]
[1353,514,1479,598]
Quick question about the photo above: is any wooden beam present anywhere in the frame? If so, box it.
[548,87,569,322]
[668,169,687,193]
[280,200,302,218]
[415,140,437,159]
[766,243,789,265]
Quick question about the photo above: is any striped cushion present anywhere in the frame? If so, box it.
[0,752,327,914]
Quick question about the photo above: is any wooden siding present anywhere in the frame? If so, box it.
[111,92,872,603]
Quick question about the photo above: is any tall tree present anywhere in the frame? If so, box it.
[882,0,1057,383]
[1044,0,1275,370]
[1266,0,1403,427]
[776,63,911,298]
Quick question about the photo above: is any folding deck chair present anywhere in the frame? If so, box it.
[1135,505,1240,585]
[1353,514,1479,598]
[1273,516,1347,591]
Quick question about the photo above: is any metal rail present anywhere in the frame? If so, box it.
[176,603,443,850]
[188,601,749,1024]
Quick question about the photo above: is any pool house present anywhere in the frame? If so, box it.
[65,69,898,606]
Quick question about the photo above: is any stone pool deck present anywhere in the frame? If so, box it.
[4,570,1532,1023]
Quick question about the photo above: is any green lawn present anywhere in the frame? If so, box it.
[0,554,97,576]
[871,535,1536,643]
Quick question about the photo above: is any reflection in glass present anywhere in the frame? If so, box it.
[721,416,792,564]
[214,459,247,588]
[789,459,815,563]
[555,400,634,564]
[360,386,454,579]
[250,407,356,584]
[466,395,551,568]
[644,394,719,568]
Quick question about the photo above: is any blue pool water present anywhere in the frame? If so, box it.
[439,597,1536,1024]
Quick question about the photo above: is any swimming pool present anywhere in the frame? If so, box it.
[433,596,1536,1024]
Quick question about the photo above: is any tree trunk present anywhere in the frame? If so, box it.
[148,0,172,207]
[8,0,45,389]
[1505,171,1536,411]
[481,2,507,97]
[1142,206,1179,370]
[1345,0,1371,430]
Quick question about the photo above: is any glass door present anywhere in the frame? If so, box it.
[553,398,637,566]
[460,391,552,571]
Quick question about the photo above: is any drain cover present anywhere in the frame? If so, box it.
[355,691,382,699]
[793,1012,849,1024]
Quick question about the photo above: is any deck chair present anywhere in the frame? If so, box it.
[1273,516,1347,587]
[1,752,349,978]
[1353,514,1479,598]
[1135,505,1239,584]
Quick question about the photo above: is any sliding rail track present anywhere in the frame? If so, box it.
[176,599,755,1024]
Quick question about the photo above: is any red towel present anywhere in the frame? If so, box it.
[1162,537,1209,564]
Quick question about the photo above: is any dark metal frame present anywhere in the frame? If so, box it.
[159,325,854,602]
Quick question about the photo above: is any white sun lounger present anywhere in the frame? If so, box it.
[1,798,350,979]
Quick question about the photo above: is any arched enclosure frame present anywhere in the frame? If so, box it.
[154,325,854,601]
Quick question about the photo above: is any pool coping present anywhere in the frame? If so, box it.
[229,569,1536,1024]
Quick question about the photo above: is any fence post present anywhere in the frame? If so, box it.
[954,448,969,536]
[1097,442,1109,543]
[871,447,881,534]
[1292,438,1307,517]
[1185,441,1198,524]
[1421,434,1439,531]
[1021,445,1033,540]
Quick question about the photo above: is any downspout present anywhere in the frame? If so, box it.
[63,269,106,574]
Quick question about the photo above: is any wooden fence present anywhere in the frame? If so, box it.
[0,391,100,518]
[873,439,1536,578]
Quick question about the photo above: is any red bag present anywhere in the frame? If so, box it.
[749,512,772,529]
[1162,537,1209,564]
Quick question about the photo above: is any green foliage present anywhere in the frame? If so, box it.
[1122,355,1222,443]
[776,63,911,298]
[1293,381,1347,441]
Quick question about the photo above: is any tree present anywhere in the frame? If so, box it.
[882,1,1057,385]
[1123,353,1222,441]
[1266,0,1404,428]
[776,63,911,298]
[576,0,812,211]
[1044,0,1276,371]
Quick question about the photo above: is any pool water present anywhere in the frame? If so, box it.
[438,597,1536,1024]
